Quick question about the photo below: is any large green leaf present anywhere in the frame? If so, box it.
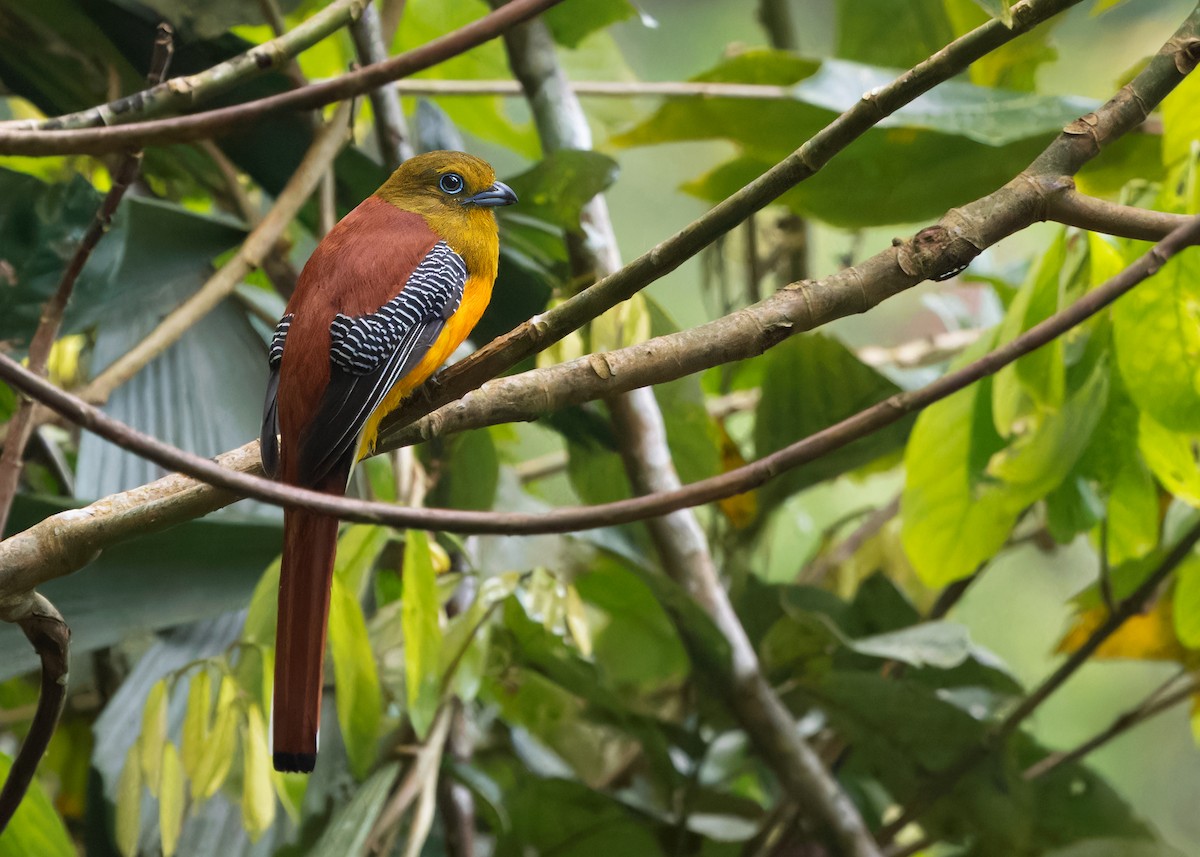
[542,0,637,49]
[505,150,620,231]
[614,51,1096,227]
[754,333,911,514]
[835,0,956,68]
[329,575,383,780]
[308,762,400,857]
[402,530,443,737]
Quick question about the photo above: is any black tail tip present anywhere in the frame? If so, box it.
[273,751,316,773]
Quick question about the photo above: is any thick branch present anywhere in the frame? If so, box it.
[0,0,564,155]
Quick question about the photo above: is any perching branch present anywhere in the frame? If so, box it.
[0,0,564,156]
[0,23,175,534]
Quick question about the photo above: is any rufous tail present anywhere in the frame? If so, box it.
[272,469,346,773]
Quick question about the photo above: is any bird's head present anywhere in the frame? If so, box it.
[376,151,517,236]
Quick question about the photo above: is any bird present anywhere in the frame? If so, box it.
[260,151,516,773]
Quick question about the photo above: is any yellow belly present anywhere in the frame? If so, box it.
[355,272,494,460]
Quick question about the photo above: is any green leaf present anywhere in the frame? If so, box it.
[241,704,275,841]
[1139,412,1200,506]
[843,621,978,669]
[542,0,637,48]
[426,429,501,511]
[969,0,1014,25]
[1113,251,1200,432]
[1163,42,1200,169]
[158,743,184,857]
[309,762,400,857]
[180,668,212,783]
[139,679,168,798]
[835,0,956,68]
[505,150,620,231]
[1173,555,1200,648]
[329,573,383,779]
[333,524,391,603]
[0,751,75,857]
[1107,459,1160,565]
[114,743,142,857]
[402,530,443,737]
[755,333,911,514]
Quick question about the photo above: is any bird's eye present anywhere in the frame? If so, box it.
[439,173,465,194]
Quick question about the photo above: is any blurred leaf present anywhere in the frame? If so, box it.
[564,583,593,658]
[542,0,636,48]
[755,333,911,515]
[1139,412,1200,507]
[192,674,238,801]
[139,679,168,798]
[943,0,1058,91]
[1162,48,1200,168]
[835,0,955,67]
[240,704,275,840]
[1114,252,1200,432]
[1059,596,1185,662]
[844,621,978,669]
[427,428,500,511]
[115,743,142,857]
[329,574,383,779]
[1106,458,1160,565]
[505,150,620,230]
[1174,555,1200,649]
[394,0,539,157]
[309,762,400,857]
[333,524,390,606]
[403,530,443,737]
[969,0,1013,25]
[180,668,213,782]
[158,743,184,857]
[0,752,73,857]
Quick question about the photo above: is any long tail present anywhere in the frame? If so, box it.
[272,466,348,773]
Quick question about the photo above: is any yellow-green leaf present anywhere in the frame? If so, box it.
[565,584,593,658]
[1163,54,1200,168]
[242,558,281,647]
[334,524,391,601]
[241,705,276,841]
[0,751,76,857]
[180,668,212,781]
[139,679,167,798]
[329,574,383,779]
[115,742,142,857]
[1174,555,1200,649]
[192,674,238,802]
[402,530,443,738]
[1138,412,1200,506]
[159,743,185,857]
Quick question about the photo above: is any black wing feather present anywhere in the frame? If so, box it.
[260,314,293,478]
[297,242,467,486]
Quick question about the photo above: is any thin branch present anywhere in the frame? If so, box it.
[368,707,452,852]
[878,515,1200,845]
[0,23,174,534]
[800,496,901,585]
[1021,672,1200,781]
[375,0,1095,440]
[1,0,365,133]
[0,593,70,834]
[0,0,565,155]
[351,1,414,168]
[74,101,351,405]
[1044,186,1194,240]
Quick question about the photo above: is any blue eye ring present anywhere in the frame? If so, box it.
[439,172,465,194]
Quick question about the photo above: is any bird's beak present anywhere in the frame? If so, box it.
[464,181,518,207]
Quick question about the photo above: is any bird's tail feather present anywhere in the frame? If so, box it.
[271,463,349,773]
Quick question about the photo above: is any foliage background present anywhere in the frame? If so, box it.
[2,0,1200,855]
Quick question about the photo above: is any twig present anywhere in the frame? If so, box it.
[351,1,414,168]
[1044,187,1193,240]
[0,593,70,834]
[74,101,351,406]
[800,496,901,584]
[877,515,1200,845]
[0,0,565,155]
[0,0,366,132]
[0,23,174,534]
[1021,671,1200,781]
[376,0,1096,440]
[367,707,451,852]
